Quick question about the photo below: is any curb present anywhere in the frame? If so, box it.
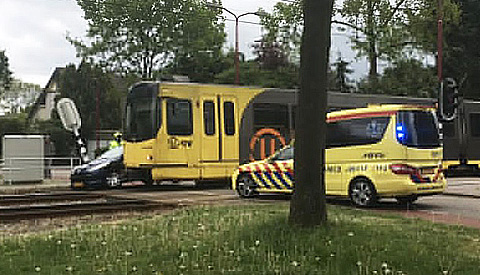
[442,192,480,199]
[0,185,71,195]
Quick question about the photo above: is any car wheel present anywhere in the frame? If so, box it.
[396,195,418,205]
[106,172,122,188]
[236,174,257,198]
[349,178,377,207]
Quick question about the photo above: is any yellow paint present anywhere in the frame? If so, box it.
[232,105,446,199]
[124,82,264,181]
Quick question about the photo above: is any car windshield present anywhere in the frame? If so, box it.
[98,146,123,160]
[271,145,294,161]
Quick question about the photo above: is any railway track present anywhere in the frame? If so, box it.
[0,192,177,221]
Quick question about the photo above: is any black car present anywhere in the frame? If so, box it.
[71,146,126,189]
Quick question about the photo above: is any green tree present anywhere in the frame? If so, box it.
[58,63,131,139]
[260,1,303,65]
[70,0,225,80]
[32,118,74,157]
[214,61,299,89]
[214,45,299,89]
[261,0,459,85]
[0,114,28,155]
[0,50,13,92]
[340,0,459,81]
[444,0,480,99]
[358,58,436,97]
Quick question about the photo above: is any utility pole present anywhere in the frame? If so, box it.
[206,3,263,85]
[95,78,100,151]
[437,0,443,82]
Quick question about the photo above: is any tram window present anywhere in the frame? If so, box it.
[167,99,193,136]
[125,97,160,141]
[254,103,288,128]
[224,101,235,135]
[203,101,215,136]
[470,113,480,137]
[326,117,390,148]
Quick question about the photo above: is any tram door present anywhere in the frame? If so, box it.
[219,96,238,162]
[199,95,228,178]
[158,97,199,178]
[200,96,219,162]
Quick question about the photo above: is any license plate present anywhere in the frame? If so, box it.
[421,168,435,175]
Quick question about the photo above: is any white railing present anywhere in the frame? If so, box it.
[0,157,81,184]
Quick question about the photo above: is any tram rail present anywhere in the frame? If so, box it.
[0,192,176,221]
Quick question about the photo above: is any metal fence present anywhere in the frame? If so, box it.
[0,157,81,184]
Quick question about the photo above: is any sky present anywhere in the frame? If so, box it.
[0,0,367,87]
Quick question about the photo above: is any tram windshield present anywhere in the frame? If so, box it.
[124,83,161,142]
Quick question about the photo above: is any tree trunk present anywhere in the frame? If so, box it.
[289,0,333,227]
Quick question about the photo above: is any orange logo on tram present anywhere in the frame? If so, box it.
[249,128,286,161]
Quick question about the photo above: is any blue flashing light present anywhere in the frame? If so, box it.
[396,124,406,141]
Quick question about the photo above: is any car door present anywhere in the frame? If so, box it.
[260,146,294,191]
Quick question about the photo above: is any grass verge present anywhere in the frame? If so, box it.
[0,203,479,274]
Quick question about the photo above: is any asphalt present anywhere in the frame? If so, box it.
[443,177,480,198]
[0,177,479,197]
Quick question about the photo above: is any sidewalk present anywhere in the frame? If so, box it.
[0,177,479,197]
[444,177,480,198]
[0,179,71,194]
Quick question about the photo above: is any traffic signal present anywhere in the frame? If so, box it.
[439,77,459,121]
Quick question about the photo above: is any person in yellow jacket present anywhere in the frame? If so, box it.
[109,132,122,149]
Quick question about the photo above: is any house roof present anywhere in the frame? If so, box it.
[27,67,65,123]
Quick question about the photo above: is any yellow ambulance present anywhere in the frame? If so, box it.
[232,104,445,206]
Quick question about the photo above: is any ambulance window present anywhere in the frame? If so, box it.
[224,101,235,135]
[327,117,390,148]
[203,101,215,136]
[167,99,193,136]
[470,113,480,137]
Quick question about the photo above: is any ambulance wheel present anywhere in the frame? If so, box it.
[349,178,377,207]
[236,174,258,198]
